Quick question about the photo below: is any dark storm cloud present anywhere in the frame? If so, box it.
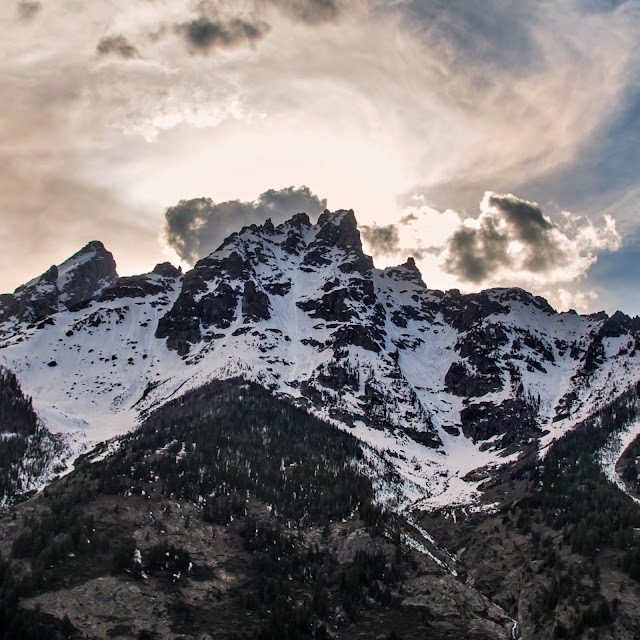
[487,194,557,272]
[16,1,41,21]
[400,180,495,220]
[446,220,510,283]
[165,186,327,264]
[445,194,566,283]
[96,35,140,59]
[179,0,340,55]
[360,224,400,256]
[181,17,268,52]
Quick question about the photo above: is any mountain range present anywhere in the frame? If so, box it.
[2,210,640,639]
[1,209,639,508]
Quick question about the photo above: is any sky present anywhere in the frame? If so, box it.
[2,0,640,315]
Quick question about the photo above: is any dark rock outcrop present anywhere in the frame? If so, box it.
[460,397,539,443]
[153,262,182,278]
[242,281,271,322]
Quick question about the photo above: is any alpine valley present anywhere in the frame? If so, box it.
[1,210,640,639]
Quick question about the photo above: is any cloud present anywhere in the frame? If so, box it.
[96,35,140,59]
[360,193,622,310]
[165,186,327,264]
[404,1,538,71]
[446,225,507,284]
[488,194,557,271]
[399,213,417,225]
[262,0,340,24]
[360,224,399,256]
[395,0,640,222]
[16,1,41,21]
[175,0,340,57]
[361,217,442,262]
[443,192,621,285]
[181,16,268,53]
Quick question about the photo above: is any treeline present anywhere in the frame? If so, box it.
[111,538,191,581]
[0,478,195,639]
[519,382,640,580]
[237,516,402,638]
[620,432,640,495]
[79,379,404,637]
[10,484,105,591]
[475,383,640,637]
[0,378,405,639]
[0,483,99,639]
[0,366,60,505]
[0,367,37,437]
[92,379,377,527]
[0,561,75,640]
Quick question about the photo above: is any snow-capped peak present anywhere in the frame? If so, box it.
[2,209,640,511]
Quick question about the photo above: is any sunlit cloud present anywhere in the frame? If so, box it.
[362,192,621,312]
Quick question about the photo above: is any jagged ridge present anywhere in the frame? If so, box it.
[1,209,640,509]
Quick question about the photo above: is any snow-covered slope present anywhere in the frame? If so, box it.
[2,210,640,509]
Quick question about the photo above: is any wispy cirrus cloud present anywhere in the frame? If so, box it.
[260,0,341,24]
[359,224,399,257]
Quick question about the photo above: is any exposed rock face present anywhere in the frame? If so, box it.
[152,262,182,278]
[146,210,640,453]
[460,396,539,444]
[58,241,118,309]
[0,241,117,325]
[99,270,180,302]
[242,281,271,323]
[20,265,60,322]
[155,209,384,357]
[383,257,426,288]
[0,265,59,325]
